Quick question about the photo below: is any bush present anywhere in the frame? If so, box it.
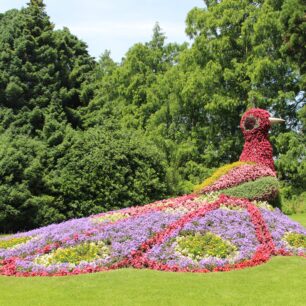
[0,134,47,232]
[281,192,306,215]
[44,127,169,220]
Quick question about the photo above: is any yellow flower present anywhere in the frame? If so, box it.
[194,161,254,193]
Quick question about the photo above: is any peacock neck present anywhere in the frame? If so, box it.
[239,137,275,172]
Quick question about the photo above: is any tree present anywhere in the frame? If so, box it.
[83,24,189,192]
[0,0,95,136]
[0,1,95,231]
[143,0,304,193]
[83,23,186,130]
[280,0,306,90]
[0,133,52,232]
[1,0,305,232]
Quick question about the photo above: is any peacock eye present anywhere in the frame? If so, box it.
[243,116,259,131]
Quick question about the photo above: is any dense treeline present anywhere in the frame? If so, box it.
[0,0,305,232]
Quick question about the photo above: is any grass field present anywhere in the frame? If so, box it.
[290,213,306,226]
[0,214,305,306]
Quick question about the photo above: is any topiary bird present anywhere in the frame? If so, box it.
[2,108,305,278]
[195,108,285,204]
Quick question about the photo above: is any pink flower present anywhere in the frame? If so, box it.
[203,164,276,192]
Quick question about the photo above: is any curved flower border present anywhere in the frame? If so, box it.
[123,195,276,272]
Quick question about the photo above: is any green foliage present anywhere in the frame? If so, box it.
[0,1,94,231]
[220,176,280,205]
[0,17,169,233]
[0,133,50,232]
[83,0,305,196]
[273,130,306,195]
[0,236,31,249]
[44,128,168,219]
[175,231,237,260]
[281,192,306,215]
[0,2,94,135]
[83,24,192,194]
[35,242,109,266]
[280,0,306,89]
[284,232,306,249]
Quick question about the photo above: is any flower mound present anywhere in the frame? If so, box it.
[0,194,305,277]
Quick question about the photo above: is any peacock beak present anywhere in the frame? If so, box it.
[269,117,285,125]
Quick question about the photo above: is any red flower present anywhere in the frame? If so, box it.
[239,108,275,171]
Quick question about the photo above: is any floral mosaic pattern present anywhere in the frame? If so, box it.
[201,164,276,193]
[0,195,305,276]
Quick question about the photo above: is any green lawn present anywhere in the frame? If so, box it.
[0,214,305,306]
[290,213,306,226]
[0,257,305,306]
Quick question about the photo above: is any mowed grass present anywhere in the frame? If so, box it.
[290,213,306,226]
[0,214,305,306]
[0,257,305,306]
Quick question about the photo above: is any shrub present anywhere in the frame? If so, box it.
[0,134,47,232]
[281,192,306,215]
[44,128,169,221]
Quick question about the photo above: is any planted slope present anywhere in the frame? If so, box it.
[0,194,305,276]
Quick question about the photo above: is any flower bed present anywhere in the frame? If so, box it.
[0,195,305,276]
[194,161,251,193]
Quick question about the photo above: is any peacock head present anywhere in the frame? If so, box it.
[240,108,284,140]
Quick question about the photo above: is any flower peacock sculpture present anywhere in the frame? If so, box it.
[0,108,305,276]
[194,108,284,203]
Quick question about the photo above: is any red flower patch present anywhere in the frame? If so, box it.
[124,195,276,272]
[239,108,275,171]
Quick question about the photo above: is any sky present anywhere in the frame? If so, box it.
[1,0,203,62]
